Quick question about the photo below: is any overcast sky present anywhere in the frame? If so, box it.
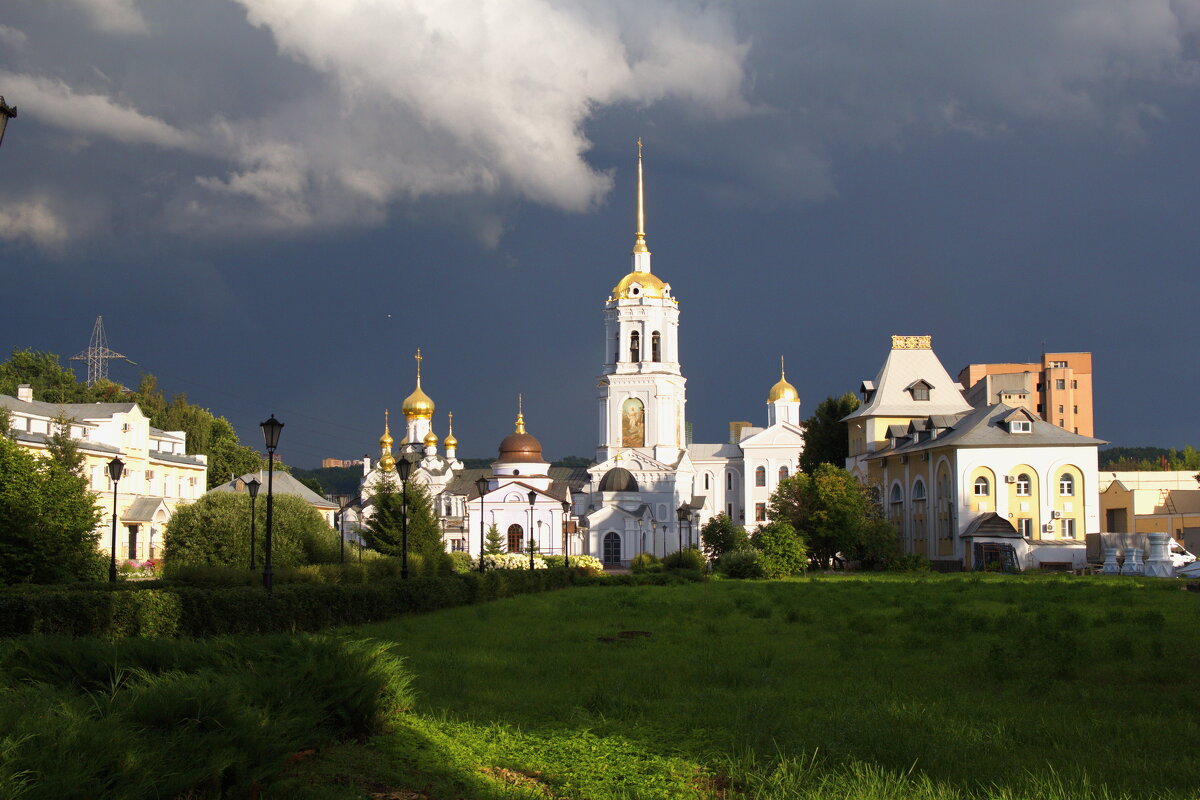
[2,0,1198,467]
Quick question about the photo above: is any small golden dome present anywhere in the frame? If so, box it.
[768,356,799,403]
[402,348,435,419]
[444,412,458,449]
[379,453,396,472]
[612,271,670,300]
[423,430,438,447]
[379,409,394,448]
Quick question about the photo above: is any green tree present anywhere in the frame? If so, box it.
[0,435,103,584]
[700,513,747,561]
[0,349,90,404]
[852,517,902,570]
[799,393,860,474]
[750,520,808,578]
[768,463,880,570]
[483,523,506,555]
[45,413,84,475]
[363,480,442,558]
[162,492,338,569]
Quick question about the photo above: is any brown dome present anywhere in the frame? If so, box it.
[497,432,544,463]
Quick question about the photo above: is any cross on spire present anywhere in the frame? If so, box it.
[632,137,649,255]
[414,348,422,381]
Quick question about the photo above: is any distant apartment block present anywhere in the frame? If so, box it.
[958,352,1093,437]
[322,457,364,469]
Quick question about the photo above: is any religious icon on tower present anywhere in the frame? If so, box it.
[621,397,645,448]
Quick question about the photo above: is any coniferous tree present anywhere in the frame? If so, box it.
[483,523,506,555]
[799,393,860,474]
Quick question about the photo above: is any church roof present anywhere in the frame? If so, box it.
[598,467,639,492]
[687,442,741,460]
[445,467,590,501]
[211,471,339,509]
[961,512,1021,538]
[844,336,972,420]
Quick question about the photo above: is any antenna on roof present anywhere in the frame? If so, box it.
[70,315,136,385]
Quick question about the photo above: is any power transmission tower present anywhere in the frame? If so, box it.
[70,315,136,385]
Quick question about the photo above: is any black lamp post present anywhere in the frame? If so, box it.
[527,489,537,570]
[247,476,260,570]
[692,512,700,549]
[638,517,645,556]
[561,499,571,569]
[107,456,124,583]
[260,414,283,593]
[397,453,412,579]
[677,505,688,553]
[475,475,489,572]
[338,501,346,564]
[0,97,16,149]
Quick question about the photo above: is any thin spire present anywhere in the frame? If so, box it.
[384,408,390,433]
[448,411,454,434]
[515,393,526,434]
[780,355,786,379]
[632,137,649,255]
[414,348,422,384]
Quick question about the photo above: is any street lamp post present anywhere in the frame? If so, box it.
[475,475,488,572]
[397,454,413,579]
[527,489,537,570]
[561,499,571,569]
[0,97,16,149]
[247,477,260,570]
[107,456,125,583]
[692,512,700,549]
[260,414,284,593]
[638,517,645,556]
[339,501,346,564]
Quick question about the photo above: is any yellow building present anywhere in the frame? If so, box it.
[846,337,1103,570]
[2,384,208,562]
[1099,471,1200,554]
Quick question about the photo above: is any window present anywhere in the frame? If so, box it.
[913,386,929,401]
[1061,518,1076,538]
[755,466,766,487]
[1056,379,1066,390]
[1037,404,1043,413]
[973,477,990,496]
[704,474,710,490]
[1049,360,1068,368]
[755,503,766,522]
[1071,380,1078,389]
[1017,518,1033,538]
[1059,474,1074,496]
[1036,382,1043,391]
[507,524,524,553]
[1010,420,1031,433]
[651,331,661,362]
[1059,419,1064,427]
[727,503,732,517]
[779,466,789,482]
[629,331,640,362]
[1015,474,1031,496]
[1073,405,1078,414]
[912,479,926,500]
[727,472,732,490]
[1058,405,1064,413]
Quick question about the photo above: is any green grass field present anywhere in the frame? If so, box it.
[285,574,1200,799]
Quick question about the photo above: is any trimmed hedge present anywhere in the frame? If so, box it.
[0,568,574,639]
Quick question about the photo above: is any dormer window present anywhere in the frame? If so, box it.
[906,379,932,401]
[1009,420,1031,433]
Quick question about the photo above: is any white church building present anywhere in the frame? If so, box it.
[350,144,807,566]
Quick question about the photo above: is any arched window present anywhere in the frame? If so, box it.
[727,472,733,490]
[651,331,661,362]
[704,473,711,490]
[973,476,990,496]
[1015,474,1031,496]
[602,531,621,564]
[1059,473,1075,496]
[507,524,524,553]
[755,466,766,487]
[629,330,640,362]
[889,484,904,523]
[890,484,904,504]
[779,466,789,482]
[912,479,926,500]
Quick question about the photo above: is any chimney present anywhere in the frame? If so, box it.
[17,384,32,402]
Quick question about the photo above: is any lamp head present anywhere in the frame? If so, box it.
[677,505,688,522]
[107,455,125,483]
[260,414,284,451]
[396,453,413,482]
[562,499,570,513]
[474,475,489,496]
[246,476,261,499]
[527,489,537,507]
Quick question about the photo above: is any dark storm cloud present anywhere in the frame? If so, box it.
[2,0,1198,461]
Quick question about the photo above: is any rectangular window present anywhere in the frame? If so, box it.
[1058,405,1064,413]
[1056,379,1066,390]
[755,503,766,522]
[1071,380,1078,389]
[1073,405,1078,414]
[1010,421,1031,433]
[727,503,733,518]
[1061,518,1076,538]
[1074,427,1078,434]
[1018,518,1032,538]
[1049,360,1068,368]
[1036,404,1043,413]
[1059,419,1065,427]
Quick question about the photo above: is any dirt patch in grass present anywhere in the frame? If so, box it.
[481,766,553,795]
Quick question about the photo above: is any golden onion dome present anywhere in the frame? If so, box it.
[379,452,396,472]
[402,348,435,419]
[379,409,394,448]
[768,356,800,403]
[444,412,458,449]
[612,271,671,301]
[423,430,438,447]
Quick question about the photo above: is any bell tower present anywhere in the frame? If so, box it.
[596,140,687,466]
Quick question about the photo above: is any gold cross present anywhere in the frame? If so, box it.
[414,348,422,379]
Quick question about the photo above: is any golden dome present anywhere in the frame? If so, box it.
[444,412,458,449]
[379,452,396,472]
[612,271,670,300]
[768,356,800,403]
[402,348,435,419]
[379,409,394,448]
[423,430,438,447]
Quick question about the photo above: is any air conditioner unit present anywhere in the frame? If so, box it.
[1005,475,1017,484]
[1043,522,1055,533]
[1051,510,1063,519]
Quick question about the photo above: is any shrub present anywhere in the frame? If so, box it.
[448,551,473,573]
[662,547,706,571]
[750,522,808,578]
[888,553,931,572]
[631,552,662,573]
[701,514,747,560]
[480,553,548,570]
[852,518,902,570]
[720,549,765,579]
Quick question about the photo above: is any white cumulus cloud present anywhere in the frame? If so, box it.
[0,200,70,248]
